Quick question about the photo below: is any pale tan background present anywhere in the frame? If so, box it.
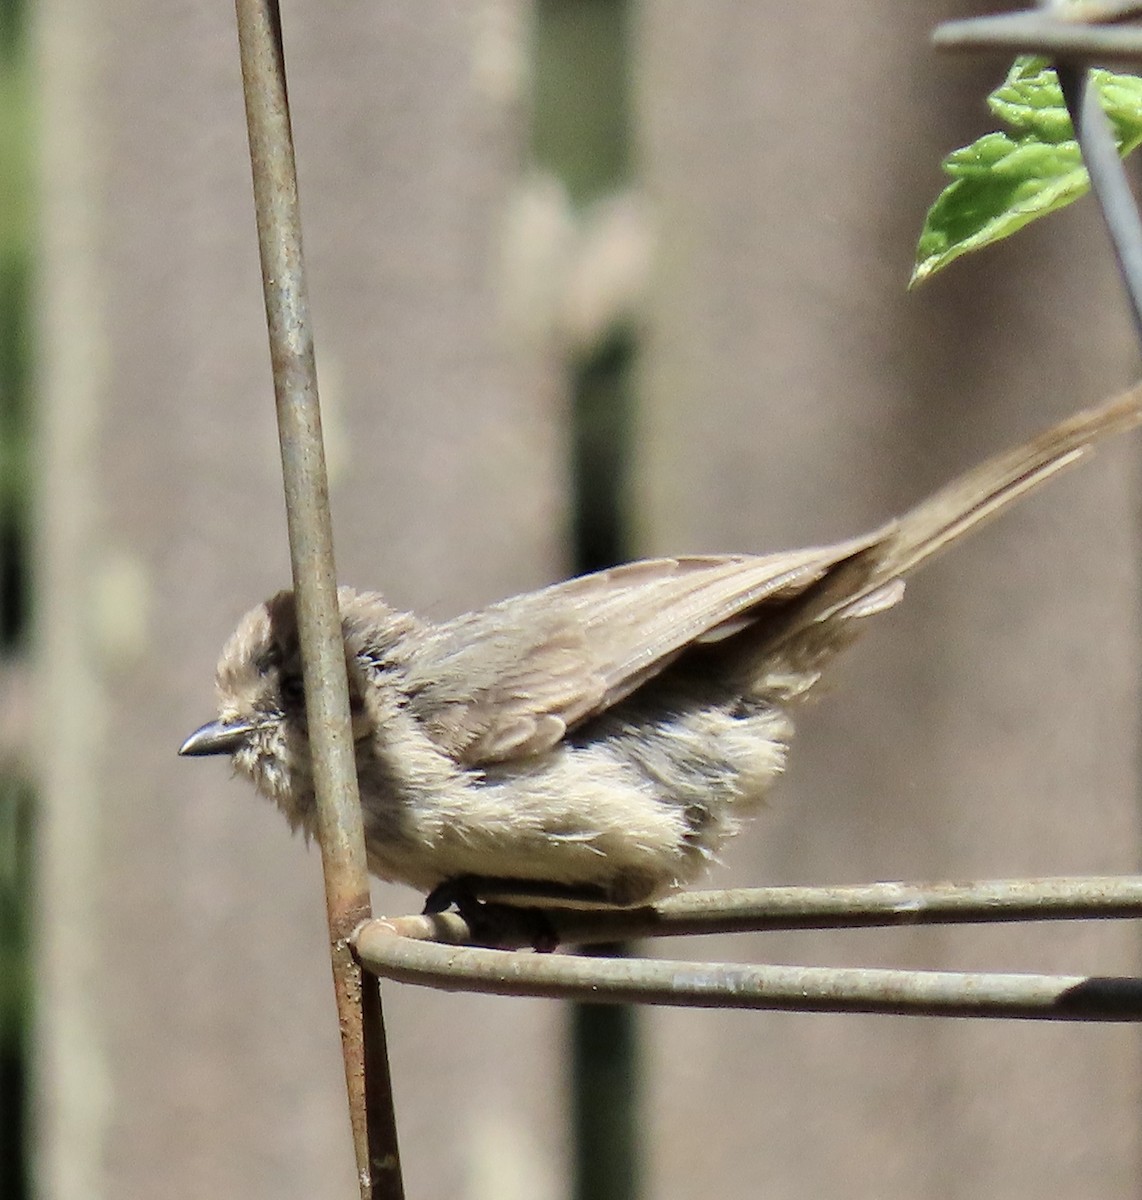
[32,1,1141,1198]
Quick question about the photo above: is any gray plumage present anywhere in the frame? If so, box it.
[181,386,1142,908]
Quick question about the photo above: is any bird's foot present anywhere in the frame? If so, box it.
[423,876,559,952]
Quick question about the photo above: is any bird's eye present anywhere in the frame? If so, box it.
[253,643,283,676]
[280,671,307,709]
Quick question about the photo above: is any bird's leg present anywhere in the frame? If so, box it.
[422,875,624,952]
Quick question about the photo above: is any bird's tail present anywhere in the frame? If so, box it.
[770,382,1142,648]
[867,382,1142,592]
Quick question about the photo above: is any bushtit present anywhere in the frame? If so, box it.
[182,387,1141,912]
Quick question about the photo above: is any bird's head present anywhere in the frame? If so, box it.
[179,587,415,829]
[179,589,317,826]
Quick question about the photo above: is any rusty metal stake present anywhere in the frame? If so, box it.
[233,2,404,1196]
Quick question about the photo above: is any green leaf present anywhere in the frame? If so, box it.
[910,58,1142,287]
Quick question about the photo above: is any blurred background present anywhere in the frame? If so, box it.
[7,1,1142,1197]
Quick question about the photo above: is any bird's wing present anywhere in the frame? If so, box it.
[400,383,1142,766]
[402,542,876,764]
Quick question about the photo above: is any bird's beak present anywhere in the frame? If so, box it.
[178,718,259,757]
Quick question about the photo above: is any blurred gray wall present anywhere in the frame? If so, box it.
[32,1,1142,1199]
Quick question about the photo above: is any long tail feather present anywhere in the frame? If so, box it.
[871,382,1142,587]
[768,383,1142,645]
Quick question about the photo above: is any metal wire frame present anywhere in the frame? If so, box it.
[935,10,1142,66]
[355,928,1142,1022]
[351,877,1142,1019]
[233,2,403,1197]
[359,876,1142,946]
[228,0,1142,1195]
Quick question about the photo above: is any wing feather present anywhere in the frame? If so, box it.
[399,382,1142,766]
[403,540,875,764]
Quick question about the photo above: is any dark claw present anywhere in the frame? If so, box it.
[422,876,559,951]
[422,878,472,916]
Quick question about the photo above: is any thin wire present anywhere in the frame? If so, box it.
[353,920,1142,1021]
[354,876,1142,1019]
[361,875,1142,948]
[1055,65,1142,344]
[934,13,1142,64]
[233,3,404,1196]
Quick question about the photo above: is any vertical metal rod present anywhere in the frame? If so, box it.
[232,3,404,1197]
[1039,0,1142,345]
[1057,66,1142,344]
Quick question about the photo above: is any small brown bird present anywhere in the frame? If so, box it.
[181,386,1142,912]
